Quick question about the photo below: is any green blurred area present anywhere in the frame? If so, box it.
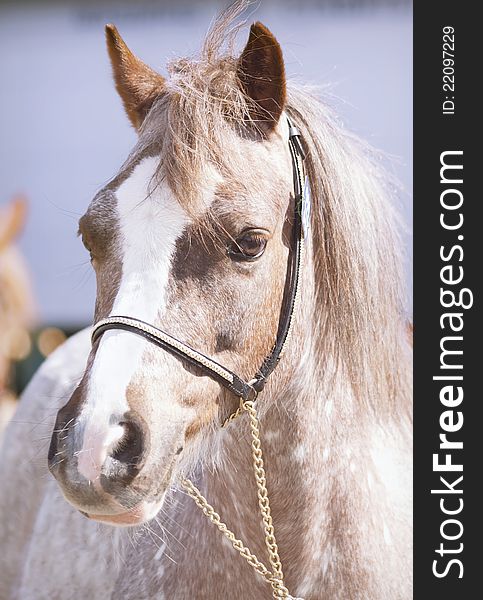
[11,324,86,395]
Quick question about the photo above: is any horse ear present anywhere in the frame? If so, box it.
[237,22,286,133]
[105,24,165,130]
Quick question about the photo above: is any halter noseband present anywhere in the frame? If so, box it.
[91,117,307,402]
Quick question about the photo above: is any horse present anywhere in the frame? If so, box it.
[0,6,412,599]
[0,195,36,437]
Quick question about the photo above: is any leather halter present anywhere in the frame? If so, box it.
[91,117,307,403]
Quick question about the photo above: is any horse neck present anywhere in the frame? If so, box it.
[194,251,408,593]
[197,254,339,582]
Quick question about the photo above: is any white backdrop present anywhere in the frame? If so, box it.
[0,2,412,325]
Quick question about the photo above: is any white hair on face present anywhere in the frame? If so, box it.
[77,156,190,481]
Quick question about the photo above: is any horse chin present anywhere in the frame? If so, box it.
[82,496,165,527]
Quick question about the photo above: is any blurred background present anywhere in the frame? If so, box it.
[0,0,412,411]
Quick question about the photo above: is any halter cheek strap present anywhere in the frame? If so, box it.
[91,117,307,402]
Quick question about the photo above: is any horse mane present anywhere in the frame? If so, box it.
[144,2,411,419]
[286,91,411,418]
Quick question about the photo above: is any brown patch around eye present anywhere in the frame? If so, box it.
[82,237,92,254]
[78,217,95,257]
[79,234,97,266]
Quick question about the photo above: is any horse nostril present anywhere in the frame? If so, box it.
[47,432,58,464]
[109,419,144,467]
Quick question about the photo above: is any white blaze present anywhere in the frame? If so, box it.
[77,156,190,481]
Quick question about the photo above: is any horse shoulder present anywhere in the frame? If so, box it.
[0,328,91,599]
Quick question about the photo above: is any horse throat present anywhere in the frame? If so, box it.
[178,313,325,596]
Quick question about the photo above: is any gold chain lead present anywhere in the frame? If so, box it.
[181,399,303,600]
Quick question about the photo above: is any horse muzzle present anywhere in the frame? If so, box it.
[47,399,168,524]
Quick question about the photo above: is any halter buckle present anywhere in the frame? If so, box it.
[287,119,306,161]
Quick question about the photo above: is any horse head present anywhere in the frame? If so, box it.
[48,22,298,526]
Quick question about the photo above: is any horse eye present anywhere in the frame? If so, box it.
[228,232,267,262]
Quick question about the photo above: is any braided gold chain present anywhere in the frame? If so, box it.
[181,399,303,599]
[180,477,273,581]
[244,400,285,584]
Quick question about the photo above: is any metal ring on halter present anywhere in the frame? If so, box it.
[245,378,259,403]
